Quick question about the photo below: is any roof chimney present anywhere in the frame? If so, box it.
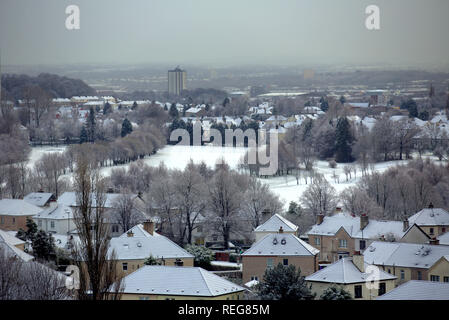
[127,231,134,237]
[428,202,434,209]
[352,251,364,273]
[316,214,324,225]
[403,219,410,232]
[279,226,284,233]
[430,238,440,245]
[143,220,154,236]
[360,214,369,230]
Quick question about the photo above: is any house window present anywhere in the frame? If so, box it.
[378,282,386,296]
[251,276,258,281]
[339,239,347,248]
[0,217,3,224]
[354,285,362,299]
[38,220,42,227]
[443,228,446,233]
[387,269,391,274]
[283,259,288,266]
[359,240,366,250]
[400,270,405,280]
[267,258,273,269]
[112,225,119,233]
[430,275,440,282]
[417,271,422,280]
[122,263,128,271]
[314,237,320,245]
[444,277,449,283]
[50,221,55,229]
[139,296,150,300]
[429,228,434,235]
[12,217,16,224]
[196,226,202,233]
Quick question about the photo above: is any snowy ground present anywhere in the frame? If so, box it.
[28,145,445,210]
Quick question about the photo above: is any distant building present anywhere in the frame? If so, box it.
[168,66,186,95]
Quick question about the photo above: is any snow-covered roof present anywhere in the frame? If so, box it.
[109,225,193,260]
[0,232,34,262]
[376,280,449,300]
[254,214,298,233]
[408,208,449,226]
[244,280,259,288]
[0,230,25,247]
[34,204,74,220]
[0,199,42,216]
[307,212,405,240]
[57,192,138,208]
[305,257,396,284]
[347,102,369,108]
[120,265,244,297]
[23,192,54,207]
[363,241,449,269]
[438,232,449,245]
[266,115,287,121]
[242,233,319,257]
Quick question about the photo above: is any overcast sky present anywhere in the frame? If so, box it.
[1,0,449,68]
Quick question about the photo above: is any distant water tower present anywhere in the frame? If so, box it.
[168,66,186,95]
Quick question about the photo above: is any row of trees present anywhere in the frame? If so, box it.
[109,160,282,247]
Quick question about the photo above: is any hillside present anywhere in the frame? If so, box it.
[1,73,97,100]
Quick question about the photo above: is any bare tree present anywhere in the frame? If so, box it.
[207,162,244,249]
[242,176,283,229]
[301,174,337,217]
[172,161,208,245]
[112,192,144,233]
[71,156,123,300]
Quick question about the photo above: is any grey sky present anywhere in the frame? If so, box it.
[1,0,448,68]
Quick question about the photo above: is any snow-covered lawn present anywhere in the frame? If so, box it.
[28,145,445,210]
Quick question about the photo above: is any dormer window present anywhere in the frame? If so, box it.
[281,238,286,245]
[272,238,278,245]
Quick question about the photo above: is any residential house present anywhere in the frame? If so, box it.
[108,221,194,276]
[33,204,76,235]
[307,213,411,263]
[118,265,244,300]
[363,241,449,285]
[427,256,449,283]
[400,223,432,244]
[0,199,42,231]
[305,254,396,300]
[241,231,319,283]
[57,191,146,237]
[253,214,298,242]
[376,280,449,300]
[407,206,449,237]
[23,192,56,208]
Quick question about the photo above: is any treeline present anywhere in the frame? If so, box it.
[167,117,260,146]
[108,160,282,247]
[272,113,449,178]
[1,73,96,100]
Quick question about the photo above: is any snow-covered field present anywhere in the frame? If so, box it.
[28,145,442,210]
